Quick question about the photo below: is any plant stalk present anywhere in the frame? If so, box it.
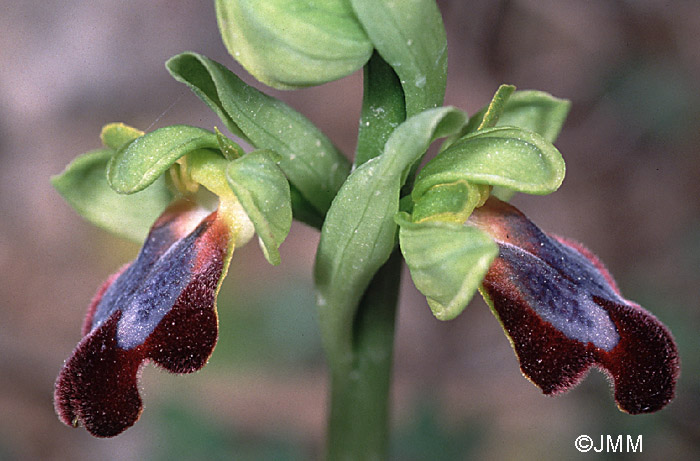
[326,250,402,461]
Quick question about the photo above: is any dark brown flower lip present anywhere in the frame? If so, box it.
[472,197,679,413]
[55,200,230,436]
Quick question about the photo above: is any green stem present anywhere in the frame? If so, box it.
[323,52,406,460]
[327,250,402,461]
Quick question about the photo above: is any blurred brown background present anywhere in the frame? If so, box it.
[1,1,698,459]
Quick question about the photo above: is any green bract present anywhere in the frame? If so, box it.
[107,125,220,194]
[226,150,292,265]
[215,0,372,89]
[52,149,172,242]
[396,213,497,320]
[215,0,447,117]
[314,106,466,367]
[167,52,350,223]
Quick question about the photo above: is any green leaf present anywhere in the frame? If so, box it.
[52,149,173,242]
[227,150,292,265]
[100,122,144,150]
[215,0,372,89]
[396,213,497,321]
[414,126,566,198]
[354,51,406,167]
[166,52,350,216]
[314,107,466,367]
[351,0,447,117]
[107,125,220,194]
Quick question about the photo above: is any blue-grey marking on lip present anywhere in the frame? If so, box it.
[498,241,621,351]
[91,220,179,333]
[115,221,209,350]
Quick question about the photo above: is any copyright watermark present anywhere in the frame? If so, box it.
[575,435,642,453]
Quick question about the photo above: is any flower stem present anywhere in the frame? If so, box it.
[326,250,402,461]
[324,51,406,460]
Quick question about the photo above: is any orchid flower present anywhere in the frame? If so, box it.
[396,87,678,414]
[470,197,679,413]
[52,121,293,437]
[54,200,236,437]
[398,193,678,413]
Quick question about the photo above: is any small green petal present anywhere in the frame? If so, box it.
[412,181,490,224]
[449,88,571,150]
[477,84,516,130]
[487,90,571,143]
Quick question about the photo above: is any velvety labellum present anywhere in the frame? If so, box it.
[55,200,230,436]
[471,197,678,413]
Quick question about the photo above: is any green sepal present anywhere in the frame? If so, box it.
[107,125,220,194]
[215,127,243,160]
[100,122,144,150]
[315,107,466,367]
[414,126,565,198]
[487,90,570,201]
[52,149,172,242]
[351,0,447,117]
[166,52,350,215]
[396,212,497,320]
[215,0,372,89]
[226,150,292,265]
